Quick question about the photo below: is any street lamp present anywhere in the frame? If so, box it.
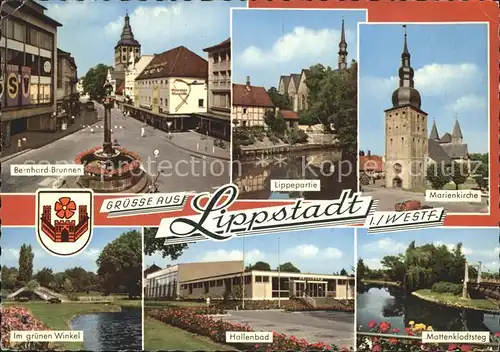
[149,148,160,193]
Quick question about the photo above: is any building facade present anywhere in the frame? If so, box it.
[0,1,61,146]
[56,48,77,118]
[385,28,470,190]
[132,46,208,131]
[278,19,348,114]
[232,77,275,127]
[145,260,354,301]
[199,38,231,140]
[124,54,154,103]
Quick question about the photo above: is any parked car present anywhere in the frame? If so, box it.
[394,200,422,211]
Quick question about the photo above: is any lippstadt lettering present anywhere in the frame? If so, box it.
[156,184,377,244]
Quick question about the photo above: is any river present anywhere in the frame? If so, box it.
[70,308,142,351]
[357,286,500,333]
[234,150,358,200]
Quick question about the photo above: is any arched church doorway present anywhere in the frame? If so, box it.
[61,229,69,242]
[392,177,402,188]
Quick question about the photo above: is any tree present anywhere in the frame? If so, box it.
[267,87,291,110]
[426,163,451,190]
[356,259,367,282]
[264,110,286,136]
[62,278,73,293]
[380,255,406,283]
[340,268,348,276]
[34,268,54,288]
[450,161,468,190]
[83,64,113,100]
[246,261,271,271]
[63,267,93,292]
[1,266,18,290]
[278,262,300,273]
[97,230,142,297]
[26,279,39,292]
[144,227,188,260]
[17,244,34,285]
[469,153,489,190]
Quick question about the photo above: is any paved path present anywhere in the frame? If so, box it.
[218,310,354,348]
[362,186,488,213]
[164,131,230,161]
[2,105,230,193]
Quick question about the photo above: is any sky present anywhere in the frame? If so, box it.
[1,227,140,273]
[358,228,499,275]
[145,228,355,275]
[231,9,367,88]
[43,0,244,76]
[359,23,489,155]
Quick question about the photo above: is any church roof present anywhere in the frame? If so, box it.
[452,120,463,139]
[116,13,140,48]
[279,75,290,91]
[290,74,301,90]
[439,133,452,143]
[136,46,208,80]
[441,143,468,159]
[429,121,439,140]
[428,139,452,164]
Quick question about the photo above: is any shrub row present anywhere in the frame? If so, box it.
[431,281,463,296]
[150,307,351,351]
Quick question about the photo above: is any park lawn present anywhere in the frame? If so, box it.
[4,301,123,350]
[144,316,235,351]
[115,299,142,308]
[413,290,499,312]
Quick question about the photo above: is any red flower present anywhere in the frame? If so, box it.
[379,322,391,333]
[372,344,381,352]
[54,197,76,219]
[392,328,400,333]
[368,320,377,329]
[389,338,398,344]
[495,332,500,337]
[460,345,472,352]
[448,344,457,351]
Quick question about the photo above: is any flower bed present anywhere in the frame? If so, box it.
[286,305,354,313]
[357,320,500,352]
[74,146,142,176]
[150,307,352,351]
[1,306,51,350]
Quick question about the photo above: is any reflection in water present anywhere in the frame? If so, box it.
[234,150,358,200]
[70,308,142,351]
[357,287,500,333]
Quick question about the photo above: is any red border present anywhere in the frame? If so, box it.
[0,0,498,227]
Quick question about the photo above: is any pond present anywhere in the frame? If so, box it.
[234,150,358,200]
[357,286,500,333]
[70,308,142,351]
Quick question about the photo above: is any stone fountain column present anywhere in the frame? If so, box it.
[102,83,114,156]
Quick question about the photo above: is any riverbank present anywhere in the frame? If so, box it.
[144,316,236,351]
[239,143,338,161]
[362,279,402,287]
[412,290,500,313]
[4,300,136,350]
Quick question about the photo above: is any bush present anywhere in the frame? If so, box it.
[431,282,462,296]
[48,298,62,304]
[15,297,29,302]
[150,307,351,351]
[1,306,51,350]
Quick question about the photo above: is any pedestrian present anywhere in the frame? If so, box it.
[141,126,145,138]
[17,139,22,152]
[206,297,210,307]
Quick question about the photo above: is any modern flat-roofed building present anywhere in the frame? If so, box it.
[199,38,231,140]
[0,0,62,147]
[145,260,354,300]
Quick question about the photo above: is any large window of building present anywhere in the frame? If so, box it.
[39,32,53,51]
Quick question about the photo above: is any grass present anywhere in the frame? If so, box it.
[413,290,500,312]
[4,301,125,350]
[144,316,235,351]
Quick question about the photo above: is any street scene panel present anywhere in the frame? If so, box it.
[1,1,238,193]
[231,9,366,200]
[1,227,143,351]
[356,228,500,351]
[358,23,490,213]
[143,228,356,350]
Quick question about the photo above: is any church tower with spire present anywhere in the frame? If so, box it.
[384,25,428,189]
[338,18,348,70]
[114,11,141,73]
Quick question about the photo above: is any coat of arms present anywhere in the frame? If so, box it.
[36,189,94,257]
